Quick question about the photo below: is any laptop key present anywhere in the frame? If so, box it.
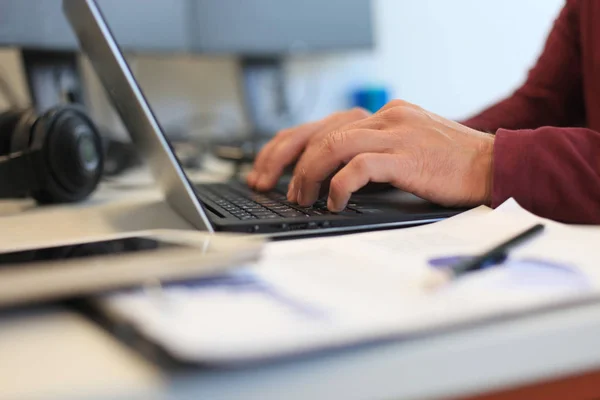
[202,184,371,222]
[278,209,306,218]
[270,206,293,212]
[253,211,277,217]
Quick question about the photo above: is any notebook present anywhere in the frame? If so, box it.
[95,200,600,364]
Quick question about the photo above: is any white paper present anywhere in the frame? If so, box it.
[98,199,600,363]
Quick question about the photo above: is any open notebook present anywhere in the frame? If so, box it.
[96,200,600,364]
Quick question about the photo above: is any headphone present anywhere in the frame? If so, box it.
[0,105,104,204]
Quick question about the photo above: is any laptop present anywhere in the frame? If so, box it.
[64,0,464,237]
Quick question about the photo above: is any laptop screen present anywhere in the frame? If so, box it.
[63,0,214,232]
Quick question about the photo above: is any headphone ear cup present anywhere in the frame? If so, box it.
[29,106,104,204]
[10,109,37,154]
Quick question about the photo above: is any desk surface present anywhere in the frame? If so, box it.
[2,177,600,400]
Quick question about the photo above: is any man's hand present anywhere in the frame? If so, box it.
[249,99,495,212]
[247,107,371,191]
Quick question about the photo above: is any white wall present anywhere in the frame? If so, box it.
[287,0,565,122]
[0,0,565,138]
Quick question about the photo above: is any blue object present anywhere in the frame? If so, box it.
[428,254,507,270]
[352,87,390,113]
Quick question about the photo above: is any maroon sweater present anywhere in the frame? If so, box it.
[463,0,600,224]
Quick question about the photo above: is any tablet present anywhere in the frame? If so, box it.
[0,230,262,308]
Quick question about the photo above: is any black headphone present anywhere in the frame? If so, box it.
[0,105,104,204]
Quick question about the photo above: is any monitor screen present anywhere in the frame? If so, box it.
[0,0,189,52]
[0,0,373,55]
[191,0,374,55]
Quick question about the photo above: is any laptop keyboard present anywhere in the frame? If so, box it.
[198,183,365,221]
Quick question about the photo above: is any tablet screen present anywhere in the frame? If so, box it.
[0,237,182,266]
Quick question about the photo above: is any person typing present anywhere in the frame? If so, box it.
[247,0,600,224]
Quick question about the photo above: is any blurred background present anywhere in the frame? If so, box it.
[0,0,563,172]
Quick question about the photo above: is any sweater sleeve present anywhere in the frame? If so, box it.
[493,126,600,224]
[463,0,585,132]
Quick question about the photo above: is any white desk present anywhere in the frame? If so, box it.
[2,178,600,400]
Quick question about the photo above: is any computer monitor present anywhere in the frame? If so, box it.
[190,0,374,146]
[0,0,189,53]
[0,0,373,54]
[0,0,374,135]
[0,0,190,111]
[190,0,373,55]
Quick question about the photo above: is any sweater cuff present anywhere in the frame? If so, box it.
[492,129,533,210]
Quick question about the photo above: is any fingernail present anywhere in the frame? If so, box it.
[296,188,302,204]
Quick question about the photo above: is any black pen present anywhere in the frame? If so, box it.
[426,223,545,288]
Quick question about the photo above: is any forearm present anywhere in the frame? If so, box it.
[492,127,600,224]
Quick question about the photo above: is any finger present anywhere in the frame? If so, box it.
[246,169,260,188]
[327,153,404,211]
[254,125,317,191]
[293,129,398,206]
[251,108,370,191]
[287,175,297,202]
[248,138,280,188]
[375,99,421,115]
[246,171,257,187]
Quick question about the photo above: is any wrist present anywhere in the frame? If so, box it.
[477,133,495,206]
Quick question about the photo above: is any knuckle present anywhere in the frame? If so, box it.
[388,99,409,108]
[377,99,408,113]
[296,165,311,185]
[377,99,422,116]
[329,175,347,195]
[293,159,308,178]
[382,105,411,120]
[352,153,372,171]
[322,130,348,154]
[347,107,370,119]
[362,115,387,130]
[298,165,307,178]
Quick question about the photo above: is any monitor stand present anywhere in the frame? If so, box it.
[20,49,85,113]
[212,56,291,166]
